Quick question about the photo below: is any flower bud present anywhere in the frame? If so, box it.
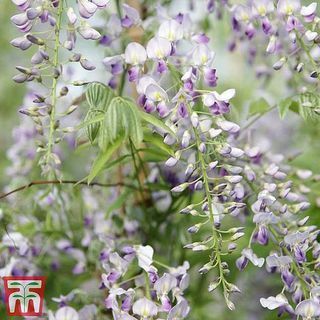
[208,278,220,292]
[26,34,44,45]
[230,232,245,241]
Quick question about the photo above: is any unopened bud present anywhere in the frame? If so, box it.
[230,232,245,241]
[66,104,78,115]
[272,57,286,70]
[60,86,69,96]
[26,34,44,45]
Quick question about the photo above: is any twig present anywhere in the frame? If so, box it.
[241,105,277,132]
[0,180,140,200]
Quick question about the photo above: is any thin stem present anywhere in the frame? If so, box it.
[144,272,151,299]
[185,103,228,296]
[0,180,142,201]
[129,139,145,203]
[241,105,277,132]
[45,0,64,176]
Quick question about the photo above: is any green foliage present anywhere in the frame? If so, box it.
[100,97,143,149]
[84,82,114,142]
[248,97,270,117]
[87,136,124,184]
[143,132,175,156]
[298,92,320,122]
[140,112,176,137]
[277,92,320,122]
[278,97,297,119]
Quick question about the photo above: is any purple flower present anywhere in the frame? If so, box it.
[103,55,123,75]
[254,225,269,245]
[281,269,295,288]
[121,4,141,28]
[294,246,307,263]
[128,66,140,82]
[178,102,188,118]
[203,68,218,87]
[236,255,249,271]
[157,60,167,73]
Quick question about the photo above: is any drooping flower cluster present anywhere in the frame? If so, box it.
[10,0,109,177]
[211,0,320,90]
[100,5,320,314]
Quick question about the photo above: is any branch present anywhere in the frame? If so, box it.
[0,180,140,200]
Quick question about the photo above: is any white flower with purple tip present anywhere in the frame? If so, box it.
[134,245,154,272]
[191,44,215,66]
[124,42,147,65]
[158,19,184,42]
[132,297,158,318]
[146,36,171,60]
[260,294,290,310]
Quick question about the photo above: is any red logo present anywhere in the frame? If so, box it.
[3,276,46,316]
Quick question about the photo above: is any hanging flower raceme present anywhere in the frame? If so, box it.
[219,0,320,89]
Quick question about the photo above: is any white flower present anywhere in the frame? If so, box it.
[253,212,280,224]
[295,299,320,318]
[154,273,177,296]
[132,297,158,318]
[277,0,300,15]
[124,42,147,65]
[284,231,309,246]
[146,36,172,59]
[123,3,141,25]
[168,298,190,319]
[300,2,317,17]
[2,232,29,255]
[137,76,158,95]
[67,8,77,24]
[191,44,215,66]
[49,307,79,320]
[203,89,235,107]
[260,293,289,310]
[158,19,183,41]
[145,84,168,102]
[266,254,292,268]
[213,89,236,101]
[242,248,264,267]
[233,4,251,23]
[252,0,274,17]
[134,245,154,272]
[216,119,240,133]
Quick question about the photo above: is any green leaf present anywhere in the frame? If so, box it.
[88,137,124,184]
[143,131,174,156]
[12,294,24,298]
[105,154,132,170]
[77,112,105,130]
[140,111,176,137]
[84,83,114,143]
[278,98,293,119]
[86,82,114,110]
[141,147,169,162]
[100,97,143,150]
[26,294,37,298]
[298,92,320,122]
[248,97,269,117]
